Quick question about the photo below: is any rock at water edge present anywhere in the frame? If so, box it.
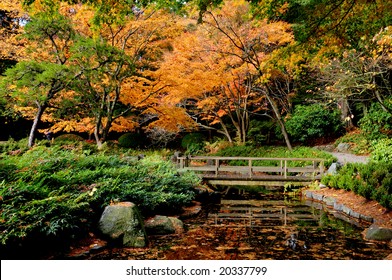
[98,202,147,247]
[365,225,392,241]
[322,196,337,207]
[305,191,313,199]
[145,215,184,235]
[312,193,324,201]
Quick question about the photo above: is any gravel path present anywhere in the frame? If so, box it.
[330,152,369,164]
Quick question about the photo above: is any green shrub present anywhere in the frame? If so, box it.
[247,120,275,145]
[0,161,18,181]
[370,138,392,163]
[181,133,206,154]
[93,156,199,213]
[285,104,343,143]
[359,102,392,140]
[118,132,144,148]
[321,162,392,209]
[0,138,29,153]
[55,133,84,142]
[335,130,371,155]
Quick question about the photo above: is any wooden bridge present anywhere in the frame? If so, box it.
[176,156,325,187]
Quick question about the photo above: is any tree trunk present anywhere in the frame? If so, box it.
[277,117,292,151]
[101,117,112,143]
[338,98,353,128]
[28,103,47,148]
[265,93,293,151]
[94,114,103,149]
[374,89,390,114]
[220,123,233,143]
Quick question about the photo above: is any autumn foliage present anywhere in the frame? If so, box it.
[0,0,391,148]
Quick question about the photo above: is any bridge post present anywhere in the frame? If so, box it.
[319,160,324,175]
[284,160,288,178]
[184,156,190,168]
[280,160,284,176]
[178,157,183,169]
[248,159,252,178]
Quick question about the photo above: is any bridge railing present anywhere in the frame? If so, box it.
[176,156,325,179]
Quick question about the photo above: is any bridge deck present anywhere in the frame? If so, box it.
[176,155,325,186]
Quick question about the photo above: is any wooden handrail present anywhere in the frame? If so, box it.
[179,156,325,161]
[176,155,325,179]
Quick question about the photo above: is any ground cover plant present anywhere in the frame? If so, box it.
[322,137,392,209]
[321,162,392,209]
[334,129,371,155]
[0,141,200,258]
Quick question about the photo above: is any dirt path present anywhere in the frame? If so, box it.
[330,152,369,164]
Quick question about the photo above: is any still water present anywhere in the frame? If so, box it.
[91,187,391,260]
[195,187,391,260]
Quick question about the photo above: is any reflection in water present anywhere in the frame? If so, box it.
[199,188,391,260]
[208,199,322,228]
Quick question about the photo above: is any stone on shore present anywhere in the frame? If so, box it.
[144,215,184,235]
[322,196,337,207]
[98,202,147,247]
[365,225,392,241]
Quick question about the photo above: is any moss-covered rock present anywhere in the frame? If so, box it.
[144,215,184,235]
[98,202,147,247]
[365,225,392,241]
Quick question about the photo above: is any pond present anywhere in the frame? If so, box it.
[90,186,392,260]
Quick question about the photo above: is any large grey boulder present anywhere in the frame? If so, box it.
[336,143,350,152]
[144,215,184,235]
[98,202,147,247]
[365,225,392,241]
[327,162,342,175]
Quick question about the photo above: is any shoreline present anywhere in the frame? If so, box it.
[304,187,392,229]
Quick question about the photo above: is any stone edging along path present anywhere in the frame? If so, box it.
[304,190,374,223]
[304,190,392,242]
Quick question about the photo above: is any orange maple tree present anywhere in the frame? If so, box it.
[1,0,196,147]
[156,0,294,146]
[0,0,29,71]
